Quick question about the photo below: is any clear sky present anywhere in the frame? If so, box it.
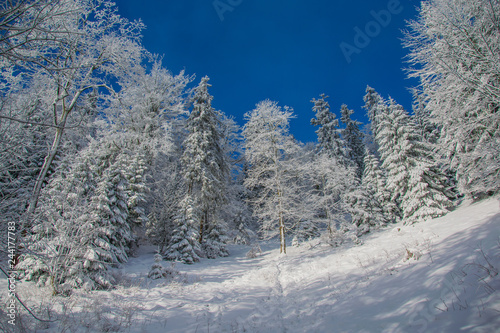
[116,0,420,143]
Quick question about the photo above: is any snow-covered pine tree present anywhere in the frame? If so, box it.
[203,223,230,258]
[221,166,257,245]
[164,196,203,264]
[404,0,500,198]
[342,180,387,236]
[65,157,132,290]
[411,92,440,146]
[340,104,365,178]
[362,86,385,145]
[149,252,182,280]
[309,95,359,242]
[18,135,148,291]
[149,253,167,280]
[146,158,185,253]
[376,97,453,224]
[292,220,320,246]
[181,76,229,257]
[362,151,399,223]
[104,60,192,255]
[310,94,345,161]
[243,100,304,254]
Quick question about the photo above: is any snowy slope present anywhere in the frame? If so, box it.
[2,198,500,332]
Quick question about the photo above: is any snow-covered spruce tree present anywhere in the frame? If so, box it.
[164,196,203,264]
[243,100,306,254]
[309,95,359,241]
[411,93,440,146]
[178,76,229,259]
[145,158,185,253]
[363,151,399,223]
[310,94,346,161]
[342,179,387,236]
[340,104,365,178]
[376,97,454,224]
[404,0,500,198]
[104,60,192,253]
[292,220,320,246]
[362,86,386,148]
[18,136,148,291]
[149,253,167,280]
[222,174,257,245]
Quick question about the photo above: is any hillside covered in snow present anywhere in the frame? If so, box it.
[2,197,499,332]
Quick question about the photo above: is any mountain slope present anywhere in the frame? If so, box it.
[2,198,500,332]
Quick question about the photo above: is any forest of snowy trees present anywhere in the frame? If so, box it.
[0,0,498,293]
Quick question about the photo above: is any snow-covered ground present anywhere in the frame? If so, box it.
[2,198,500,332]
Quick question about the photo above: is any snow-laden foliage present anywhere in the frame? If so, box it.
[362,86,385,149]
[164,197,203,264]
[340,104,365,178]
[148,252,182,281]
[103,60,192,254]
[306,152,352,242]
[243,100,305,253]
[375,97,454,224]
[310,94,345,161]
[343,180,387,236]
[0,0,146,214]
[404,0,500,197]
[203,223,230,259]
[363,151,400,223]
[18,135,148,291]
[292,220,320,246]
[177,76,230,258]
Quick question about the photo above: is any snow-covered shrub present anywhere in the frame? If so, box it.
[292,220,320,246]
[149,253,182,281]
[246,244,262,259]
[164,206,202,264]
[203,223,230,259]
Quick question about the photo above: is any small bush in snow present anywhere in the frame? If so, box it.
[246,244,262,259]
[148,253,181,281]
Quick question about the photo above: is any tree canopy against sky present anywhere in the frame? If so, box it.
[116,0,419,142]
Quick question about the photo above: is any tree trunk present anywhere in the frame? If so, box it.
[27,109,69,216]
[279,210,286,254]
[199,209,207,244]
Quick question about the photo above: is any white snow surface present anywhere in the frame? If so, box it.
[3,198,500,332]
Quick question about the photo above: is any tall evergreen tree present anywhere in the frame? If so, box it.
[310,94,345,161]
[376,97,453,224]
[180,76,229,255]
[340,104,365,178]
[362,86,385,144]
[310,95,361,240]
[363,151,399,223]
[18,135,148,291]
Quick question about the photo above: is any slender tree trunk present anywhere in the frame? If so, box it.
[279,210,286,254]
[26,86,88,217]
[199,209,207,244]
[27,110,69,216]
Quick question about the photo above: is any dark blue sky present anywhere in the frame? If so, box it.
[117,0,420,143]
